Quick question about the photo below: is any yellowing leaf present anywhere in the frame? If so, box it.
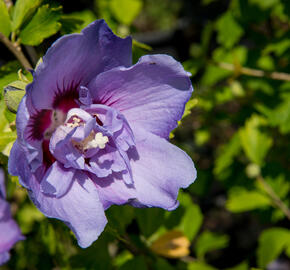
[150,230,190,258]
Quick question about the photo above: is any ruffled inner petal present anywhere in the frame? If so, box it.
[40,161,75,198]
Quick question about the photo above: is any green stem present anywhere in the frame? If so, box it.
[0,32,32,70]
[257,175,290,221]
[217,61,290,82]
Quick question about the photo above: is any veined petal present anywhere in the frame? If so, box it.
[129,128,196,210]
[29,171,107,248]
[26,19,132,113]
[88,54,193,139]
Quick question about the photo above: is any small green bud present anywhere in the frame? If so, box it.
[4,80,26,113]
[246,163,261,179]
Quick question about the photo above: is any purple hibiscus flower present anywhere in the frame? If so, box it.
[8,20,196,248]
[0,169,24,265]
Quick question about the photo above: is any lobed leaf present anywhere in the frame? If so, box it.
[12,0,42,31]
[19,5,62,46]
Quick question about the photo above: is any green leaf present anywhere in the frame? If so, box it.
[264,39,290,57]
[257,228,290,268]
[119,256,147,270]
[110,0,142,25]
[188,261,218,270]
[0,61,21,93]
[177,192,203,241]
[61,10,97,34]
[225,261,248,270]
[226,187,271,213]
[239,115,272,165]
[114,251,133,267]
[136,208,165,237]
[154,258,175,270]
[0,0,11,37]
[106,205,134,234]
[195,231,229,260]
[4,80,26,113]
[263,175,290,200]
[216,12,244,48]
[214,133,242,178]
[201,65,231,86]
[19,5,62,46]
[249,0,279,10]
[257,94,290,134]
[12,0,42,31]
[17,204,45,234]
[71,233,112,269]
[182,98,198,121]
[0,132,17,152]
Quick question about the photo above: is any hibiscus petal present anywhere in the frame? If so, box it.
[91,172,136,210]
[0,219,25,253]
[40,161,75,198]
[26,19,132,113]
[0,169,5,198]
[8,140,34,188]
[0,252,10,266]
[89,54,193,139]
[129,128,196,210]
[29,171,107,248]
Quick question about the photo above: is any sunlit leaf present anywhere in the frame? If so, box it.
[19,5,62,46]
[12,0,42,31]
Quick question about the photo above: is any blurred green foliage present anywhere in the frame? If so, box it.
[0,0,289,269]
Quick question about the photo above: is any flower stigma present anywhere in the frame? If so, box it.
[85,132,109,150]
